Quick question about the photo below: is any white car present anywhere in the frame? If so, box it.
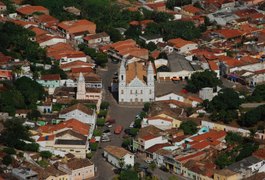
[129,122,134,128]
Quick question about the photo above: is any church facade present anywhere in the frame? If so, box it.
[118,60,155,104]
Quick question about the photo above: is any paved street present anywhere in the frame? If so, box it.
[92,61,189,180]
[93,61,142,180]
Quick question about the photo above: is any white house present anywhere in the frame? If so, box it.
[142,116,174,130]
[38,34,66,47]
[118,60,155,104]
[59,103,96,125]
[155,92,185,102]
[104,146,134,168]
[168,38,198,54]
[154,58,168,69]
[139,35,164,45]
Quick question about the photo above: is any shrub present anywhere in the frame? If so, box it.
[3,147,16,155]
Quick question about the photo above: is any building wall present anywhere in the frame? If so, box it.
[155,93,185,102]
[70,165,95,180]
[104,151,134,168]
[214,172,241,180]
[37,80,61,88]
[157,71,193,82]
[53,144,87,158]
[139,136,168,150]
[59,109,96,125]
[179,44,198,54]
[143,118,172,130]
[39,38,66,48]
[60,56,87,64]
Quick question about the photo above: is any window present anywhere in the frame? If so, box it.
[121,75,123,81]
[121,90,124,94]
[140,90,143,94]
[130,90,132,94]
[149,90,152,94]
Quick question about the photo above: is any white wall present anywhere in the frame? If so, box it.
[155,93,185,102]
[40,38,66,47]
[59,109,96,125]
[144,136,168,150]
[179,44,198,54]
[60,56,87,64]
[104,152,134,168]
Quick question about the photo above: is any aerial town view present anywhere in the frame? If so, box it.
[2,0,265,179]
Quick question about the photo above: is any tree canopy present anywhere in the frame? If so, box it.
[0,22,46,62]
[179,120,197,135]
[240,105,265,127]
[185,70,222,93]
[207,88,241,123]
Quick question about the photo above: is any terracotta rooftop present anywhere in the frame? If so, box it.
[38,118,90,136]
[182,5,201,14]
[16,5,49,16]
[104,145,133,159]
[60,60,95,70]
[83,32,109,41]
[29,26,48,36]
[215,169,238,176]
[137,125,163,140]
[126,61,147,84]
[168,38,196,48]
[37,134,55,142]
[33,14,58,26]
[215,29,243,39]
[40,74,60,80]
[146,143,171,153]
[60,158,93,170]
[60,103,94,116]
[58,19,96,34]
[190,130,226,142]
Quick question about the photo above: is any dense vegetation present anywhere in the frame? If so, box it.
[185,70,222,93]
[215,132,259,168]
[240,105,265,127]
[179,120,198,135]
[205,88,242,124]
[0,77,45,115]
[0,118,39,152]
[0,22,47,63]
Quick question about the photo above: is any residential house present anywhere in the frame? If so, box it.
[16,5,49,17]
[139,35,163,45]
[83,32,110,45]
[181,160,216,180]
[104,145,135,168]
[37,101,52,113]
[181,5,202,16]
[142,116,177,130]
[227,156,265,179]
[155,92,203,107]
[133,125,168,151]
[57,158,95,179]
[36,34,66,48]
[57,19,96,41]
[37,74,61,95]
[214,169,241,180]
[59,103,96,126]
[46,43,87,64]
[118,60,155,104]
[15,109,31,118]
[37,119,90,158]
[102,39,149,60]
[168,38,198,54]
[60,61,95,71]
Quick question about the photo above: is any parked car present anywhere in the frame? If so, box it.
[114,125,123,134]
[106,118,116,124]
[103,129,111,136]
[129,122,134,128]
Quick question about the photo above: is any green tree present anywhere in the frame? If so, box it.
[185,70,222,93]
[179,120,197,135]
[225,132,243,145]
[89,142,98,151]
[94,53,108,67]
[146,42,157,51]
[3,154,12,166]
[248,84,265,102]
[100,101,110,110]
[129,128,139,137]
[96,118,106,126]
[0,118,31,147]
[3,147,16,155]
[143,102,151,112]
[120,169,139,180]
[125,25,142,40]
[40,151,52,159]
[122,138,132,150]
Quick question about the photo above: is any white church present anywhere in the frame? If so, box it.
[118,59,155,104]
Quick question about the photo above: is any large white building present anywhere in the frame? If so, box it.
[118,60,155,104]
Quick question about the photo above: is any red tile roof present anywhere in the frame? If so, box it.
[215,29,243,39]
[58,19,96,34]
[60,103,94,116]
[253,148,265,159]
[176,151,206,163]
[146,143,171,153]
[191,130,226,142]
[182,5,201,14]
[141,134,157,141]
[16,5,49,16]
[37,134,55,142]
[40,74,60,80]
[38,118,90,136]
[191,140,210,150]
[168,38,196,48]
[208,61,219,71]
[60,60,95,70]
[0,70,12,78]
[71,67,94,73]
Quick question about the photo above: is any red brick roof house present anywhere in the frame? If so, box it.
[146,2,166,12]
[57,19,96,40]
[16,5,49,16]
[181,5,202,17]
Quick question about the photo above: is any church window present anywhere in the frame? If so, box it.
[130,90,132,94]
[141,90,143,94]
[121,90,124,94]
[149,90,152,94]
[121,75,123,81]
